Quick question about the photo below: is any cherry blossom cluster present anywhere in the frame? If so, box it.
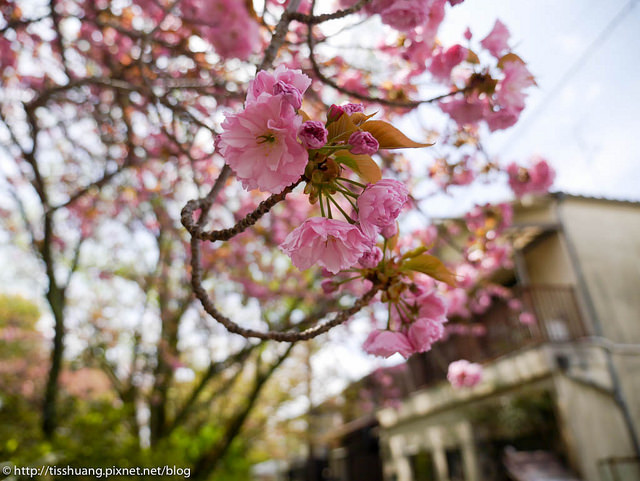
[216,65,455,358]
[437,20,536,132]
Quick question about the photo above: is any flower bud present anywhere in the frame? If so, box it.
[343,103,365,115]
[298,121,328,149]
[327,104,345,123]
[381,222,398,239]
[359,246,383,268]
[321,279,337,294]
[348,131,379,155]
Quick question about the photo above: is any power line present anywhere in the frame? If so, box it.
[498,0,640,157]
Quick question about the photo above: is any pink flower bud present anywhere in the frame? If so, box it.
[381,223,398,239]
[359,246,383,268]
[343,103,365,115]
[321,278,337,294]
[327,104,345,123]
[357,179,408,240]
[348,131,379,155]
[298,121,328,149]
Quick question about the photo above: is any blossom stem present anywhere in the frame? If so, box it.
[326,193,333,219]
[334,184,359,199]
[396,301,412,324]
[318,190,326,217]
[338,188,359,213]
[327,194,355,224]
[335,275,364,285]
[337,176,367,189]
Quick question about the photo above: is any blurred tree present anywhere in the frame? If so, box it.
[0,0,550,478]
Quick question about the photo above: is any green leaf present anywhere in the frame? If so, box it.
[335,150,382,184]
[497,53,526,69]
[327,113,358,143]
[401,246,429,260]
[360,120,434,149]
[349,111,377,126]
[299,109,311,122]
[467,49,480,64]
[401,254,457,287]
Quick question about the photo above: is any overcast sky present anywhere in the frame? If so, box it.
[440,0,640,201]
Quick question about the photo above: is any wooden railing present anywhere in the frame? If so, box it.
[407,285,588,389]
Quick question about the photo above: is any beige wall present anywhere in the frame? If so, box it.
[553,373,636,481]
[559,197,640,459]
[559,198,640,343]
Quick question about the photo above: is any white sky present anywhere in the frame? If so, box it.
[440,0,640,202]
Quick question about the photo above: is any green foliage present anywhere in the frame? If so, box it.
[0,294,40,329]
[0,395,256,481]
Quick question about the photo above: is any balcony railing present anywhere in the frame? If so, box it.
[407,285,588,389]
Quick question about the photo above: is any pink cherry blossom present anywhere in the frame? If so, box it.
[445,288,470,318]
[496,61,535,112]
[363,330,414,358]
[298,121,328,149]
[391,288,447,328]
[359,245,383,268]
[429,45,468,82]
[181,0,259,60]
[380,223,398,239]
[519,311,536,325]
[415,289,448,323]
[447,359,483,388]
[380,1,429,32]
[343,103,365,115]
[217,94,308,193]
[327,104,345,122]
[321,278,338,294]
[480,19,510,58]
[357,179,408,239]
[280,218,371,274]
[439,96,488,125]
[407,317,445,353]
[507,157,555,197]
[485,107,520,132]
[273,80,303,109]
[340,71,370,96]
[246,65,312,106]
[402,37,434,74]
[349,131,379,155]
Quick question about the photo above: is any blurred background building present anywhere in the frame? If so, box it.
[263,193,640,481]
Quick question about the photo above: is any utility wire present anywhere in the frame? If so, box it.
[498,0,640,157]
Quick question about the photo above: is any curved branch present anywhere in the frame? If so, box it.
[182,176,304,241]
[181,1,382,342]
[306,21,470,108]
[288,0,371,24]
[190,233,379,341]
